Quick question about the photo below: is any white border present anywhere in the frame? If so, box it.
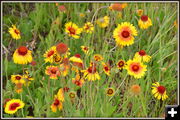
[1,1,179,119]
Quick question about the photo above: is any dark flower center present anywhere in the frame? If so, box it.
[15,76,21,80]
[141,15,148,22]
[139,50,146,56]
[75,81,81,86]
[107,89,114,94]
[118,61,124,67]
[75,54,81,58]
[51,69,57,74]
[14,29,20,34]
[132,65,139,72]
[88,67,96,74]
[68,27,76,35]
[53,99,60,106]
[9,103,20,110]
[121,31,130,38]
[18,46,28,56]
[157,86,166,94]
[47,50,54,57]
[69,93,75,98]
[104,66,109,71]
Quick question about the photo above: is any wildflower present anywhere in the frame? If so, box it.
[11,75,25,84]
[130,84,141,95]
[63,87,70,92]
[81,65,100,81]
[137,9,143,16]
[79,13,85,18]
[65,22,82,39]
[70,54,84,69]
[117,60,126,70]
[126,59,147,79]
[53,54,63,64]
[94,54,103,62]
[56,43,68,55]
[4,99,25,114]
[96,16,110,28]
[30,61,36,66]
[23,71,34,86]
[113,22,138,47]
[8,25,21,40]
[13,46,33,64]
[59,63,70,77]
[51,95,63,112]
[134,50,151,63]
[15,83,23,94]
[45,66,60,79]
[44,46,57,63]
[138,15,152,29]
[81,46,89,54]
[109,3,127,11]
[102,62,111,76]
[83,22,94,33]
[69,91,76,99]
[106,88,115,96]
[152,82,168,101]
[57,88,64,102]
[72,74,85,87]
[58,5,66,12]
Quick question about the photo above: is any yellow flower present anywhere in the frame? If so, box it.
[45,66,61,79]
[138,15,152,29]
[81,65,100,81]
[96,16,110,28]
[59,63,70,77]
[136,9,143,16]
[83,22,94,33]
[94,54,103,62]
[8,25,21,40]
[102,62,111,76]
[125,59,147,79]
[152,82,168,101]
[133,50,151,63]
[51,95,63,112]
[106,88,115,96]
[4,99,25,114]
[13,46,33,64]
[43,46,57,63]
[57,88,64,102]
[11,75,25,84]
[117,60,126,70]
[69,54,83,63]
[23,71,34,86]
[113,22,138,47]
[65,22,82,39]
[81,46,89,54]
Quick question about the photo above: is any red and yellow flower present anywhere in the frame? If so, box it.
[81,65,100,81]
[8,25,21,40]
[4,99,25,114]
[94,54,103,62]
[134,50,151,63]
[57,88,65,102]
[106,88,115,96]
[51,95,63,112]
[113,22,138,47]
[44,46,57,63]
[59,63,70,77]
[69,54,84,69]
[102,62,111,76]
[65,22,82,39]
[11,75,25,84]
[83,22,94,33]
[81,46,89,54]
[72,74,85,87]
[125,59,147,79]
[13,46,33,64]
[23,71,34,86]
[136,9,143,16]
[152,82,168,101]
[96,16,110,28]
[138,15,152,29]
[45,66,60,79]
[109,3,127,11]
[117,60,126,70]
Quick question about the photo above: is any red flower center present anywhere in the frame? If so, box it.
[15,76,21,80]
[18,46,28,56]
[53,99,60,106]
[51,69,57,74]
[75,81,81,86]
[157,86,166,94]
[104,66,109,71]
[63,87,70,92]
[14,29,20,35]
[132,65,140,72]
[121,30,130,38]
[68,27,76,35]
[88,67,96,74]
[118,61,124,67]
[83,47,88,51]
[75,54,81,58]
[139,50,146,56]
[9,103,20,110]
[107,89,113,94]
[141,15,148,22]
[47,50,54,57]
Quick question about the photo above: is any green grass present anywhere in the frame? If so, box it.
[2,2,178,118]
